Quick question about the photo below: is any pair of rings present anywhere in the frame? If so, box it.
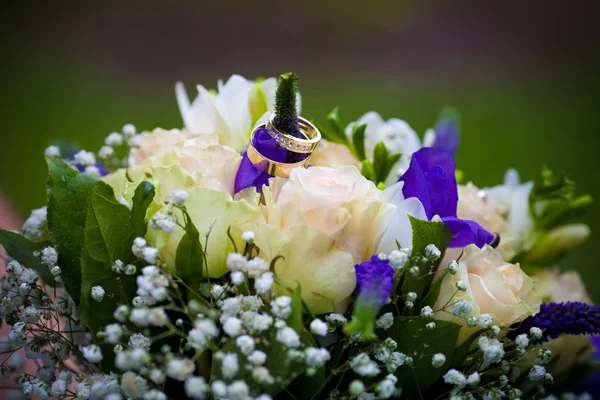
[247,114,322,177]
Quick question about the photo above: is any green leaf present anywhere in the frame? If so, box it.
[385,318,461,397]
[402,216,453,305]
[351,123,367,161]
[286,285,304,335]
[84,183,134,263]
[46,157,99,304]
[175,209,205,279]
[420,269,449,308]
[372,141,389,182]
[131,181,155,237]
[326,107,350,145]
[361,160,376,183]
[79,183,136,352]
[0,229,56,287]
[452,328,483,367]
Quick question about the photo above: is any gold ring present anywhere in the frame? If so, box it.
[265,114,321,153]
[247,124,312,177]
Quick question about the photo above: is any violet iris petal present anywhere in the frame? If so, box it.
[441,217,495,248]
[233,127,309,194]
[399,147,458,219]
[399,147,493,248]
[432,119,459,156]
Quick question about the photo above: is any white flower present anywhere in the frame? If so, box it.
[248,350,267,366]
[276,327,300,348]
[22,206,48,240]
[184,376,208,399]
[74,150,96,166]
[142,247,159,264]
[149,369,165,384]
[242,231,255,242]
[150,213,177,234]
[221,353,239,379]
[530,327,543,340]
[40,247,58,266]
[20,306,41,323]
[106,132,124,146]
[515,333,529,349]
[195,319,218,338]
[271,296,292,319]
[81,345,103,363]
[114,305,129,322]
[425,244,441,261]
[211,381,227,397]
[99,145,114,159]
[443,369,466,387]
[50,379,67,397]
[230,271,244,286]
[478,337,505,369]
[223,317,243,337]
[166,358,195,381]
[310,319,329,336]
[123,123,136,136]
[345,111,423,185]
[451,299,473,318]
[528,365,546,381]
[104,324,123,344]
[254,272,274,294]
[172,189,189,207]
[44,145,61,157]
[431,353,446,368]
[305,347,331,367]
[466,372,480,386]
[388,249,409,269]
[85,164,100,176]
[176,75,294,151]
[325,313,348,326]
[144,390,167,400]
[377,376,396,399]
[350,353,380,377]
[478,314,493,329]
[210,284,225,299]
[91,286,105,302]
[247,257,269,278]
[227,380,250,400]
[130,308,152,327]
[129,333,152,350]
[115,349,148,371]
[235,335,255,355]
[252,366,273,384]
[226,253,248,272]
[375,312,394,329]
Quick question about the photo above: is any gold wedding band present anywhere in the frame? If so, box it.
[265,114,321,154]
[247,124,312,177]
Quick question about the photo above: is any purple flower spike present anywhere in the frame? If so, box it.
[399,147,494,248]
[432,119,459,156]
[354,255,395,308]
[511,302,600,343]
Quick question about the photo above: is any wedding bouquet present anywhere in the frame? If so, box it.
[0,72,597,400]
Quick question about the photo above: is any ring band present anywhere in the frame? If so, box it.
[247,124,312,177]
[265,114,321,154]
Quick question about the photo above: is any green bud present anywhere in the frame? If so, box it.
[274,72,300,136]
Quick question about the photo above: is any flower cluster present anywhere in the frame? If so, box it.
[0,72,596,399]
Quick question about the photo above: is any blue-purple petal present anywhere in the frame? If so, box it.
[432,119,459,156]
[399,147,457,219]
[442,217,495,248]
[234,151,272,194]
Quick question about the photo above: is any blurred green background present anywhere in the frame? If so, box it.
[2,2,599,297]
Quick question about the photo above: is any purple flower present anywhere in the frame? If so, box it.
[354,255,395,308]
[234,126,308,194]
[399,147,494,248]
[432,118,459,156]
[511,302,600,343]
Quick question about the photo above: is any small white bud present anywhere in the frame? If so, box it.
[406,292,417,302]
[172,190,189,207]
[50,266,62,277]
[431,353,446,368]
[241,231,255,243]
[91,286,105,302]
[456,280,467,291]
[448,260,459,274]
[409,266,420,277]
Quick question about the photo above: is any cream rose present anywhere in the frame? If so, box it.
[434,245,541,344]
[263,166,396,263]
[310,140,360,169]
[127,129,241,195]
[457,183,518,260]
